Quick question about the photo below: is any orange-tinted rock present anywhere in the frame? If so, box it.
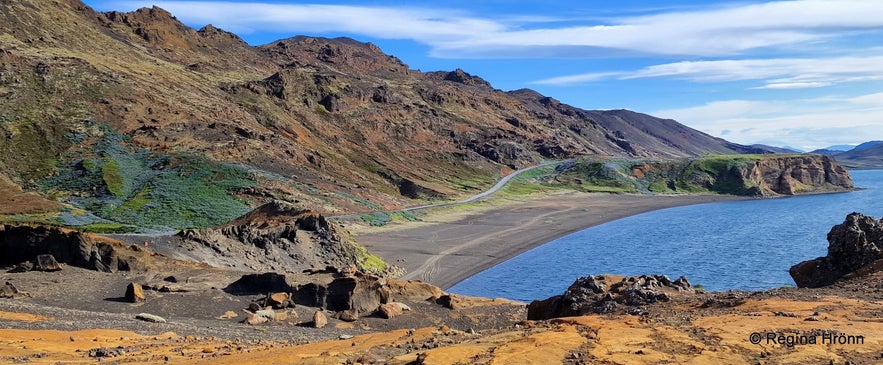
[125,283,145,303]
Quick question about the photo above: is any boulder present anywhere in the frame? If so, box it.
[255,309,276,321]
[378,303,402,319]
[35,254,62,271]
[790,213,883,287]
[135,313,166,323]
[241,310,268,325]
[0,281,28,299]
[338,309,359,322]
[294,275,390,313]
[312,310,328,328]
[527,274,694,320]
[268,292,290,308]
[385,279,445,301]
[125,283,146,303]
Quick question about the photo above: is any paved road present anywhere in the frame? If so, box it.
[385,159,572,213]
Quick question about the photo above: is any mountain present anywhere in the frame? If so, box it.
[0,0,754,230]
[749,144,802,154]
[822,144,856,152]
[832,143,883,169]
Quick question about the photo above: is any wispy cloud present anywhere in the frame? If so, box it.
[107,1,503,42]
[98,0,883,57]
[653,94,883,150]
[534,56,883,88]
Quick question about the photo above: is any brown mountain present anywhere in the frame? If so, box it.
[1,0,755,229]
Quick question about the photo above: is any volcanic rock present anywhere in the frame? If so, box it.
[527,275,693,320]
[35,254,62,271]
[268,292,290,308]
[378,303,403,319]
[338,309,359,322]
[312,310,328,328]
[0,225,150,273]
[790,213,883,288]
[177,202,375,273]
[0,282,29,299]
[125,282,146,303]
[135,313,166,323]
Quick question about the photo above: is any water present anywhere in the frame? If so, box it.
[448,170,883,302]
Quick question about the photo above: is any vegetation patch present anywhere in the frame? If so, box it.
[42,130,256,231]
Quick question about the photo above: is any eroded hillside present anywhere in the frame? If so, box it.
[0,0,763,230]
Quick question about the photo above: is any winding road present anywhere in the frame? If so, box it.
[390,159,572,213]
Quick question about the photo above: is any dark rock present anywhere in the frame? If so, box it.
[178,202,375,274]
[0,225,144,273]
[790,213,883,287]
[125,282,146,303]
[527,275,694,320]
[34,254,62,271]
[7,261,34,273]
[0,281,29,299]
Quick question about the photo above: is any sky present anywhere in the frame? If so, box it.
[83,0,883,151]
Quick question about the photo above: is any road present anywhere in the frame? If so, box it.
[395,159,571,213]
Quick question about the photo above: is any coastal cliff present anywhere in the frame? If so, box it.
[744,155,854,195]
[553,154,853,196]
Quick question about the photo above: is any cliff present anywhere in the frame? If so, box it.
[553,154,853,196]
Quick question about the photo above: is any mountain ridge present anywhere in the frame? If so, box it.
[2,0,763,229]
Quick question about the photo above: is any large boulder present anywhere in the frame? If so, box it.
[226,270,392,314]
[527,274,693,320]
[790,213,883,288]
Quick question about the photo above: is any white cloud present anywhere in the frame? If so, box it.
[98,0,883,57]
[534,56,883,87]
[751,82,832,90]
[653,94,883,150]
[111,1,503,42]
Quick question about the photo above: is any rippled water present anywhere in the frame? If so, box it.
[448,170,883,302]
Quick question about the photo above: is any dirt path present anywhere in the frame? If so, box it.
[353,191,746,289]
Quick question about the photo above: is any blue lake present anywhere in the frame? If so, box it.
[448,169,883,302]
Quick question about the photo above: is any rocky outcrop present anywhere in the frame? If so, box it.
[224,269,449,318]
[744,155,853,195]
[527,275,693,320]
[557,154,853,196]
[790,213,883,288]
[0,224,150,272]
[177,201,384,273]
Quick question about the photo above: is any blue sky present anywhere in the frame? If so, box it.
[84,0,883,151]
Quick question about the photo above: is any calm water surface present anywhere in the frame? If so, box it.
[448,170,883,302]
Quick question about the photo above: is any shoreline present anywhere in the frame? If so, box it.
[352,191,749,290]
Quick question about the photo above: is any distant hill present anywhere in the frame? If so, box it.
[822,144,857,152]
[832,143,883,169]
[0,0,759,230]
[750,144,802,154]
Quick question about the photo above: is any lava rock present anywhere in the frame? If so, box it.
[790,213,883,288]
[312,310,328,328]
[125,282,146,303]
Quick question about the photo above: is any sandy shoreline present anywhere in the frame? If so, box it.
[352,191,748,290]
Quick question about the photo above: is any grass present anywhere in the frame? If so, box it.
[353,209,422,227]
[101,159,124,197]
[43,130,257,231]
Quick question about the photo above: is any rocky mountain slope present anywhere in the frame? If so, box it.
[1,0,762,231]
